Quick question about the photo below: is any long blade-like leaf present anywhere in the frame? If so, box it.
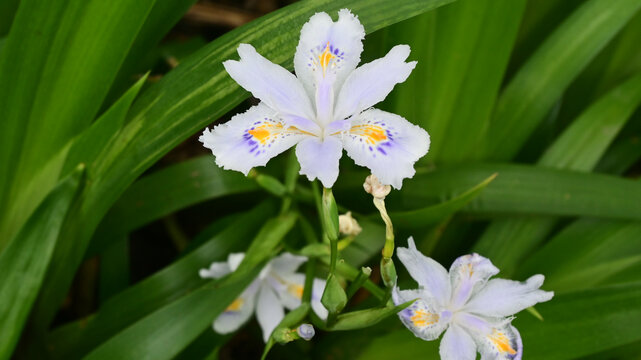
[487,0,641,160]
[474,72,641,273]
[0,165,84,359]
[84,213,297,360]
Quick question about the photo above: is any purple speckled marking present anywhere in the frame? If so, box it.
[249,145,258,153]
[377,147,387,155]
[382,142,392,147]
[368,146,373,151]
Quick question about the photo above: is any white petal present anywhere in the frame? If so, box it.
[227,253,245,272]
[311,278,328,320]
[439,324,477,360]
[213,281,259,334]
[295,135,343,188]
[341,109,430,189]
[396,237,451,307]
[224,44,314,120]
[200,103,309,176]
[294,9,365,98]
[392,287,448,341]
[256,284,285,342]
[449,254,500,310]
[267,272,304,311]
[464,275,554,318]
[270,252,308,275]
[199,261,230,279]
[459,315,522,360]
[334,45,416,121]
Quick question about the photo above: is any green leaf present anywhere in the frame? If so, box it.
[84,212,297,360]
[487,0,641,160]
[595,134,641,175]
[103,0,198,107]
[89,156,258,255]
[330,301,412,331]
[384,0,526,163]
[559,10,641,123]
[390,173,496,229]
[84,268,258,360]
[47,202,275,359]
[0,165,84,359]
[475,71,641,273]
[539,72,641,170]
[32,0,459,333]
[401,163,641,220]
[518,220,641,292]
[515,283,641,359]
[62,74,149,177]
[0,0,19,36]
[0,0,157,246]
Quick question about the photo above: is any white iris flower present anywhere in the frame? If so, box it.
[200,9,430,189]
[199,252,327,342]
[393,238,554,360]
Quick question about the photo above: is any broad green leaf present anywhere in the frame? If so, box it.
[84,213,297,360]
[538,72,641,170]
[47,202,275,359]
[61,74,149,176]
[390,173,496,229]
[31,0,459,332]
[515,283,641,359]
[90,156,258,255]
[383,0,526,163]
[400,163,641,220]
[560,10,641,123]
[517,220,641,292]
[98,236,130,302]
[0,165,84,359]
[0,0,156,247]
[475,72,641,273]
[0,0,18,36]
[487,0,641,160]
[596,133,641,175]
[104,0,198,107]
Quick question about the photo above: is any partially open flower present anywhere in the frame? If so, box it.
[199,9,430,189]
[393,238,554,360]
[338,211,362,236]
[363,174,391,199]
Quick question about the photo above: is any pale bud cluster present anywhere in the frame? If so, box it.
[338,211,362,236]
[363,174,391,199]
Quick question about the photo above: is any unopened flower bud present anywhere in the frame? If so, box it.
[363,174,391,199]
[297,324,315,341]
[338,211,362,236]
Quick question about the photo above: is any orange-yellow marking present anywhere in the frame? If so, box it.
[490,330,517,355]
[351,125,388,144]
[248,123,283,144]
[410,310,439,327]
[319,42,335,76]
[226,298,244,312]
[288,284,304,299]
